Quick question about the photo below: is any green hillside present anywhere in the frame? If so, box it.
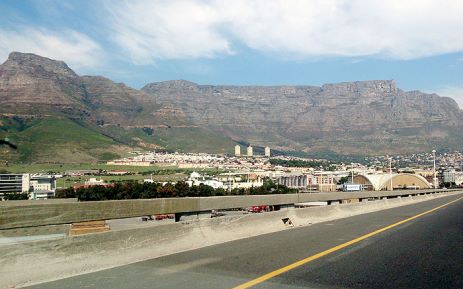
[0,116,126,163]
[151,126,235,153]
[101,125,234,153]
[0,116,236,163]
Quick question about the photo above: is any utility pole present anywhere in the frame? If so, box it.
[351,162,354,184]
[432,149,437,188]
[389,157,393,191]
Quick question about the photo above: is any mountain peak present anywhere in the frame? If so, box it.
[3,51,77,78]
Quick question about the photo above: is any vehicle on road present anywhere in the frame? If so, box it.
[155,214,174,220]
[248,205,269,213]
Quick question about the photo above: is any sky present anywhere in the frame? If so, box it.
[1,0,463,107]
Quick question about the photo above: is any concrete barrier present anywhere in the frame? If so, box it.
[0,189,456,229]
[0,191,460,289]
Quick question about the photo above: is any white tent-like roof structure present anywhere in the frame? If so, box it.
[354,173,432,191]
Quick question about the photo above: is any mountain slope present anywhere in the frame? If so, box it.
[0,117,125,163]
[0,52,234,162]
[142,80,463,155]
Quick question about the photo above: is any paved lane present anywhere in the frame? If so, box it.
[247,194,463,289]
[25,194,463,289]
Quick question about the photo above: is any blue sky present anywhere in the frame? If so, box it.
[1,0,463,107]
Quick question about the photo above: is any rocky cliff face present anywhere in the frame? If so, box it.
[0,52,188,127]
[142,80,463,154]
[0,52,87,115]
[0,53,234,161]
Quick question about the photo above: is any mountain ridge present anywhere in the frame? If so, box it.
[142,79,463,155]
[1,51,462,162]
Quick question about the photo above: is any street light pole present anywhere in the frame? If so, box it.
[351,162,354,184]
[389,157,393,191]
[432,149,437,188]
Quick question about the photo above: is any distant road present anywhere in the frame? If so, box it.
[26,194,463,289]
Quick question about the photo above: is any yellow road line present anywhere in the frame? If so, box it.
[233,195,463,289]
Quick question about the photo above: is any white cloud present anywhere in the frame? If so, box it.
[0,28,103,70]
[106,0,232,64]
[105,0,463,63]
[435,87,463,109]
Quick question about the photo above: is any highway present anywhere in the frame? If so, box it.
[26,194,463,289]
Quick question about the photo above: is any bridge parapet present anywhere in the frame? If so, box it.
[0,189,456,230]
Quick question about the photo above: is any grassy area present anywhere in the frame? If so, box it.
[98,125,236,154]
[1,116,236,163]
[0,117,123,163]
[151,127,235,154]
[3,163,179,173]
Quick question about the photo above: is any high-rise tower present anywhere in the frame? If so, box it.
[247,145,253,157]
[264,146,271,157]
[234,145,241,156]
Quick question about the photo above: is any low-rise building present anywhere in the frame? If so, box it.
[107,170,129,175]
[0,174,30,197]
[178,163,211,169]
[106,160,152,166]
[65,170,100,177]
[443,169,463,186]
[29,190,55,200]
[29,175,56,199]
[217,172,263,190]
[185,172,224,189]
[73,178,112,190]
[277,172,336,192]
[0,174,56,199]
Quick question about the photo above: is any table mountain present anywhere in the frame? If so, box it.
[142,80,463,155]
[1,51,461,162]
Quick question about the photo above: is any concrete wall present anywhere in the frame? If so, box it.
[1,191,460,289]
[0,189,453,229]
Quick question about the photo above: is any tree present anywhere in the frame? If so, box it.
[157,183,176,198]
[198,184,214,197]
[55,187,76,198]
[73,178,299,201]
[175,181,190,197]
[4,192,28,200]
[337,176,349,185]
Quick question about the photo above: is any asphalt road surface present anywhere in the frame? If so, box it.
[25,194,463,289]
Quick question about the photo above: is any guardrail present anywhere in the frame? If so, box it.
[0,189,458,230]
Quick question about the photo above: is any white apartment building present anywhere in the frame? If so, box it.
[264,146,271,157]
[235,145,241,156]
[247,145,253,157]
